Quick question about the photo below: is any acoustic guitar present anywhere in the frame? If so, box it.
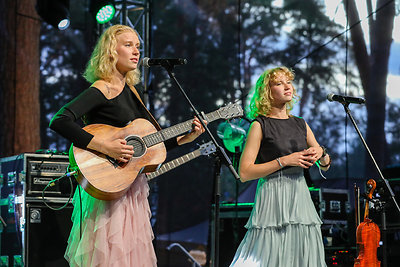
[69,103,243,200]
[146,141,216,180]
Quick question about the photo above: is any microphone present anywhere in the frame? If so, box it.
[327,93,365,105]
[142,57,187,68]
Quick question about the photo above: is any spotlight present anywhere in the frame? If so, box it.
[36,0,70,30]
[90,0,116,24]
[217,120,246,153]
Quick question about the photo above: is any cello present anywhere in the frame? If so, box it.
[354,179,381,267]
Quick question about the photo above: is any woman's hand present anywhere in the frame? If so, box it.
[281,150,317,169]
[100,138,134,163]
[304,146,323,162]
[177,117,207,145]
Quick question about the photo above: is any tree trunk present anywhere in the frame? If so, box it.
[0,0,41,157]
[344,0,394,176]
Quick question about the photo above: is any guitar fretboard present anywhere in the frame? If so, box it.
[146,149,202,180]
[142,109,224,147]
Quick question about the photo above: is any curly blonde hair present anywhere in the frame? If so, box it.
[83,24,141,86]
[248,66,299,119]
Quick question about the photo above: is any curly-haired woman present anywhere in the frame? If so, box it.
[230,67,330,267]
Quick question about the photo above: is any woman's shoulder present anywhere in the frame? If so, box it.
[251,116,268,131]
[290,115,305,122]
[91,80,126,100]
[290,115,307,129]
[253,115,267,123]
[91,80,110,98]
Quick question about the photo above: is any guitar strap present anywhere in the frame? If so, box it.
[129,85,162,131]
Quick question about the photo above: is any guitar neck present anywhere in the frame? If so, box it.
[146,149,202,180]
[143,110,223,147]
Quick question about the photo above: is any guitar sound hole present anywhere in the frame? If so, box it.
[125,135,146,157]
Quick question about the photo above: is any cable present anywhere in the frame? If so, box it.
[78,184,83,266]
[344,0,350,189]
[78,184,82,240]
[41,170,76,211]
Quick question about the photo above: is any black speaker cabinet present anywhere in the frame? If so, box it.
[24,201,73,267]
[210,204,252,267]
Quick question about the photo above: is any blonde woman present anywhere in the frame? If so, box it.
[230,67,330,266]
[50,24,204,266]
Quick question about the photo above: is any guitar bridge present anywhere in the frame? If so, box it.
[106,156,126,168]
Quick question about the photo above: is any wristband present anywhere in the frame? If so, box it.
[320,146,327,158]
[318,157,331,167]
[276,157,284,169]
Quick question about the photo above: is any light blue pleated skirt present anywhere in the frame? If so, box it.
[230,167,327,267]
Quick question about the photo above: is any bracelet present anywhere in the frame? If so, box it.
[320,145,327,158]
[276,157,284,169]
[318,156,331,167]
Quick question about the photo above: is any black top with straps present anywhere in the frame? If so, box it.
[254,116,308,164]
[49,84,177,150]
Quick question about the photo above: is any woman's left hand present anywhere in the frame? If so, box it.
[304,146,322,162]
[177,117,207,145]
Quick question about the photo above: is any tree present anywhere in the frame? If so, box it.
[0,0,41,156]
[343,0,396,176]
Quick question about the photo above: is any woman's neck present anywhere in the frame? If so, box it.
[268,106,289,119]
[109,74,126,88]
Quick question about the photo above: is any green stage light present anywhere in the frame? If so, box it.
[96,4,115,24]
[90,0,116,24]
[217,121,246,153]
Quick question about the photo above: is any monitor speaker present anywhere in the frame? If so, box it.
[210,204,252,267]
[25,201,73,267]
[218,216,248,266]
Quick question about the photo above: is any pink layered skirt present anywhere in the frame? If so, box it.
[64,174,157,267]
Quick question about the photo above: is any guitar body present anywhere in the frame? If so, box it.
[69,118,166,200]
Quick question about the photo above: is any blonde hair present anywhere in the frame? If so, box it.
[83,24,141,86]
[248,66,299,119]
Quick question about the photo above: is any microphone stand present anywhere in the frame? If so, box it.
[340,102,400,267]
[159,63,240,267]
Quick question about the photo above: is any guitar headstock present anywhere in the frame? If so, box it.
[199,141,217,156]
[217,103,243,120]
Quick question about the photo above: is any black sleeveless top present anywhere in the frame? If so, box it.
[254,116,307,164]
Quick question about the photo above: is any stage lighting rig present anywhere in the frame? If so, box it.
[36,0,70,30]
[90,0,116,24]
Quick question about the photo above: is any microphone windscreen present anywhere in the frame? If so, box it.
[326,93,334,102]
[142,57,150,68]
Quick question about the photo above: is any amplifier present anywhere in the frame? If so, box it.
[210,203,253,267]
[0,153,73,199]
[24,201,73,267]
[0,153,75,267]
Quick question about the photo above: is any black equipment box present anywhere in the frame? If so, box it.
[0,153,72,199]
[210,203,253,267]
[319,188,350,224]
[0,153,74,267]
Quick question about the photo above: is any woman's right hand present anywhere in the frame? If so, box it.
[281,150,315,169]
[101,138,134,162]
